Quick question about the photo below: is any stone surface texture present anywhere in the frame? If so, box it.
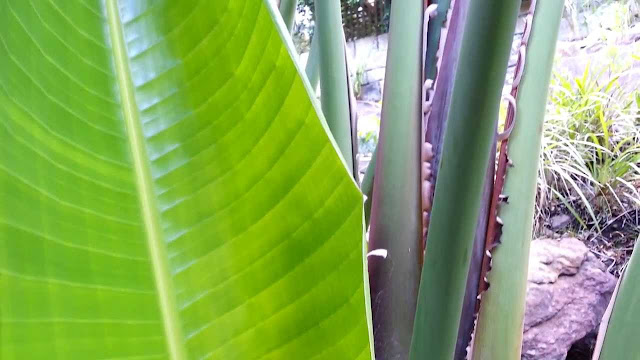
[522,238,617,360]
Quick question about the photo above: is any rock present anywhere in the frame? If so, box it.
[359,81,382,102]
[566,331,598,360]
[527,238,586,284]
[522,238,617,360]
[363,67,386,85]
[550,214,572,230]
[540,228,560,239]
[558,18,582,41]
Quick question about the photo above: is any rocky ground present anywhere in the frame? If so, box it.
[522,238,617,360]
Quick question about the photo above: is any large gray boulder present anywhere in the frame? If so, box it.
[522,238,617,360]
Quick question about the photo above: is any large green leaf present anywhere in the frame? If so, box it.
[0,1,372,359]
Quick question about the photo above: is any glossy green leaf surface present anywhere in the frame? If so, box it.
[0,1,372,359]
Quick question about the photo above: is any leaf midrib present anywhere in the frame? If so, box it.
[105,1,186,359]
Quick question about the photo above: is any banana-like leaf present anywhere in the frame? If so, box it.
[0,1,373,359]
[593,235,640,360]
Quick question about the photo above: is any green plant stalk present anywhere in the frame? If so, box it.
[456,134,496,360]
[409,1,520,359]
[361,146,377,227]
[595,234,640,358]
[472,1,565,359]
[365,0,448,224]
[367,0,423,358]
[315,0,355,173]
[343,31,360,179]
[424,0,452,81]
[306,35,321,91]
[278,0,297,33]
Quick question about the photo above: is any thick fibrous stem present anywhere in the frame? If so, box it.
[471,1,565,359]
[478,0,537,303]
[368,0,424,358]
[409,0,521,358]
